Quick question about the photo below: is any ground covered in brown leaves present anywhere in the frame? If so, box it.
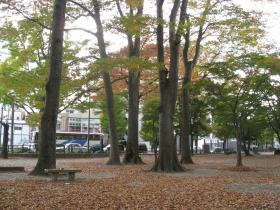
[0,154,280,210]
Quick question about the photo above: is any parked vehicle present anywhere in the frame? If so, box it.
[90,144,103,153]
[103,144,125,153]
[138,143,148,153]
[274,149,280,155]
[65,143,87,153]
[22,143,37,153]
[56,144,65,152]
[211,147,224,154]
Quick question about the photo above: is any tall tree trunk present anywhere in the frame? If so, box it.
[235,122,243,167]
[103,72,120,164]
[123,5,143,164]
[242,138,250,156]
[1,122,9,159]
[180,62,193,164]
[152,95,184,171]
[181,0,209,163]
[10,104,14,152]
[124,71,143,164]
[30,0,66,175]
[93,0,120,164]
[247,138,251,155]
[152,0,187,172]
[0,106,3,146]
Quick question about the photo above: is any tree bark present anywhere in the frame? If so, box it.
[235,122,243,167]
[30,0,67,175]
[242,138,250,156]
[10,104,14,152]
[0,106,3,146]
[180,61,193,164]
[181,0,209,163]
[152,0,187,172]
[123,5,143,164]
[1,122,9,159]
[123,71,143,164]
[93,0,120,164]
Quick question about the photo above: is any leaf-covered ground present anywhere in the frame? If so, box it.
[0,154,280,210]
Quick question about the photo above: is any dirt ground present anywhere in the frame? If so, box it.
[0,154,280,210]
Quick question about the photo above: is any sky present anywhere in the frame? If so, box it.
[1,0,280,61]
[235,0,280,49]
[64,0,280,55]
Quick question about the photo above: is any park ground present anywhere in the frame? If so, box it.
[0,154,280,210]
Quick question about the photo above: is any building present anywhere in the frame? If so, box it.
[57,109,101,133]
[0,107,33,146]
[0,106,101,147]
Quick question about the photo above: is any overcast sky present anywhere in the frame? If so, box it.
[236,0,280,49]
[1,0,280,61]
[67,0,280,53]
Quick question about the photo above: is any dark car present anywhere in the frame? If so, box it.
[138,143,148,153]
[274,149,280,155]
[90,144,103,153]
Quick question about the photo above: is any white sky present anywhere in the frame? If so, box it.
[235,0,280,49]
[1,0,280,60]
[66,0,280,54]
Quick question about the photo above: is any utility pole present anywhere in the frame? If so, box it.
[11,104,15,152]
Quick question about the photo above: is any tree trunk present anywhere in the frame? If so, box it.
[152,0,187,172]
[236,124,243,167]
[10,104,14,152]
[93,0,120,164]
[152,97,184,172]
[1,123,9,159]
[242,140,250,156]
[247,139,251,154]
[30,0,66,175]
[103,72,120,164]
[123,71,143,164]
[180,63,193,164]
[0,106,3,146]
[123,5,143,164]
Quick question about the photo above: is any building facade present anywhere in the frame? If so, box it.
[57,109,101,133]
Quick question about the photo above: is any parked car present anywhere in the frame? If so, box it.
[65,143,87,153]
[22,143,37,153]
[211,147,224,154]
[103,144,125,153]
[56,144,65,152]
[274,149,280,155]
[138,143,148,153]
[90,144,103,153]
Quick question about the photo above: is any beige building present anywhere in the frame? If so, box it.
[57,109,101,133]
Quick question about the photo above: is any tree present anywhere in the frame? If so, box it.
[91,0,120,164]
[0,122,9,159]
[254,55,280,143]
[152,0,187,172]
[205,55,265,166]
[115,0,144,164]
[0,14,92,127]
[30,0,67,175]
[179,0,264,164]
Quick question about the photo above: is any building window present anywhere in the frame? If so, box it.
[14,126,22,131]
[69,122,81,132]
